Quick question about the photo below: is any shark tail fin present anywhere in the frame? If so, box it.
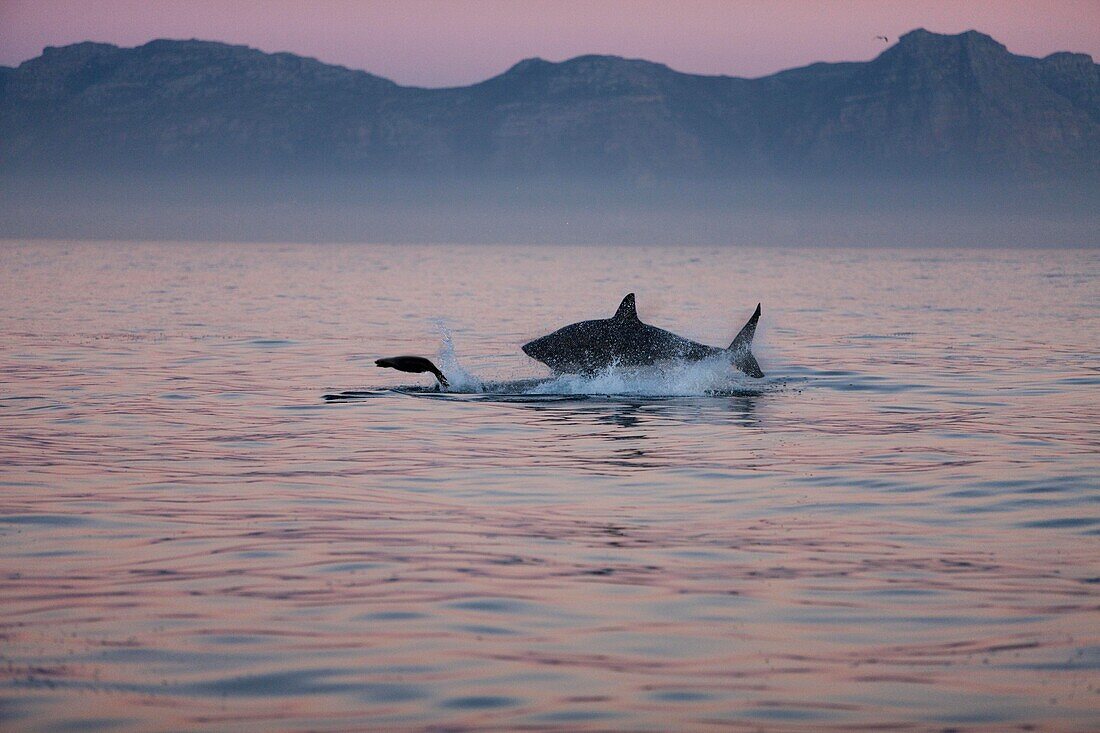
[727,304,764,378]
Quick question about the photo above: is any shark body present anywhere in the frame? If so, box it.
[521,293,763,378]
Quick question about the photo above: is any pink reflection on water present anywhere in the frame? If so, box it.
[0,241,1098,730]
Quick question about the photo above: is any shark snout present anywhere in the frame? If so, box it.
[521,339,543,359]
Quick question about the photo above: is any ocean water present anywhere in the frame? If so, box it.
[0,240,1097,732]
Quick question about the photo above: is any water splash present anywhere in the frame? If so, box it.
[527,355,759,396]
[433,322,484,392]
[430,326,761,397]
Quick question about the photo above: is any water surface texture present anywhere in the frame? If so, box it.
[1,241,1098,731]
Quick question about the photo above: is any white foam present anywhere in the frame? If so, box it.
[526,356,752,396]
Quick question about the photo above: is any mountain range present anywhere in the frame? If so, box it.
[1,29,1097,244]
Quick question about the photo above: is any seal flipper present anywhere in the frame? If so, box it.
[375,356,448,387]
[613,293,638,321]
[727,304,764,378]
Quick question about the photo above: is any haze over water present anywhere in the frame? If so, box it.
[1,240,1098,731]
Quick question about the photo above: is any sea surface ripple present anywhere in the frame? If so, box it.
[1,241,1098,731]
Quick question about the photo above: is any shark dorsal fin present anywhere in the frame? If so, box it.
[613,293,638,321]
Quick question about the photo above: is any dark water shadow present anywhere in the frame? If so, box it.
[322,385,764,432]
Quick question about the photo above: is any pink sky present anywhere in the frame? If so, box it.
[2,0,1098,87]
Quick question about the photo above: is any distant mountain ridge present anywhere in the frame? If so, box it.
[2,28,1098,183]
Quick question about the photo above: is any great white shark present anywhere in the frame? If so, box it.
[521,293,763,378]
[375,293,763,386]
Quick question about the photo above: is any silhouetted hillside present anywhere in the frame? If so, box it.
[1,29,1097,244]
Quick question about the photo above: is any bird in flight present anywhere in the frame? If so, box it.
[875,35,889,42]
